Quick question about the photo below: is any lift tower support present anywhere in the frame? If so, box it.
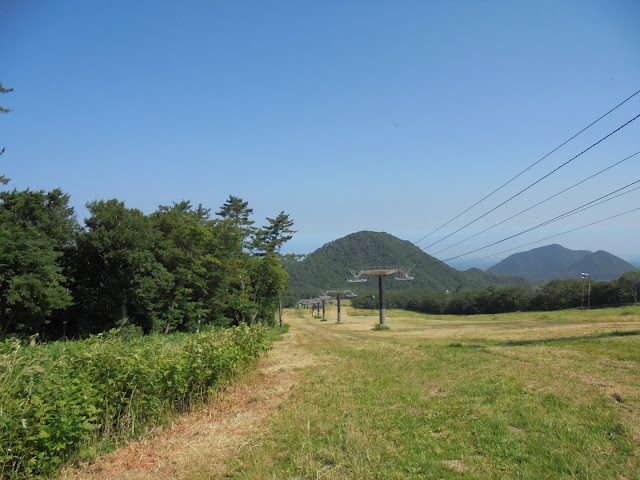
[348,266,413,328]
[325,290,356,324]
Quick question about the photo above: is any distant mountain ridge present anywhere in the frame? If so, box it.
[284,231,531,299]
[487,244,638,281]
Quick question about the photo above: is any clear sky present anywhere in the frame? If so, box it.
[2,1,639,268]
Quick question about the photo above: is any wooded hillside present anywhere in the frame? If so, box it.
[283,231,531,303]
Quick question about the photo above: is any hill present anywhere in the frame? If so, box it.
[487,244,591,280]
[556,250,639,281]
[284,231,531,301]
[487,244,637,281]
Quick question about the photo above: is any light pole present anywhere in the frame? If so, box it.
[581,273,591,309]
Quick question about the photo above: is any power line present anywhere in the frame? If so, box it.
[442,180,640,262]
[421,113,640,252]
[451,207,640,269]
[432,151,640,255]
[413,88,640,246]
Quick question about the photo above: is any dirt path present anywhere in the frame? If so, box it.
[59,314,316,480]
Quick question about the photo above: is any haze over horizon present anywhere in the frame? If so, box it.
[2,1,639,268]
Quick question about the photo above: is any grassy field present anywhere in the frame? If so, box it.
[221,305,640,479]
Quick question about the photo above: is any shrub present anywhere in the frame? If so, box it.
[0,324,270,479]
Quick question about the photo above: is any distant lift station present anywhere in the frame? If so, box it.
[348,266,414,327]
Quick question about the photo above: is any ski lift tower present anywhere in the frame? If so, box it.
[348,266,413,328]
[325,290,357,324]
[298,298,316,314]
[317,294,332,321]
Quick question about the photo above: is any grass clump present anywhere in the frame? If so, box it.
[372,324,390,331]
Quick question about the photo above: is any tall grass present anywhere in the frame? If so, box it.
[0,323,270,479]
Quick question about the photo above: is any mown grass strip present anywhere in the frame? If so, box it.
[225,309,639,479]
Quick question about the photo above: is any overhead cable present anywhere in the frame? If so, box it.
[442,180,640,262]
[413,88,640,246]
[422,113,640,252]
[433,151,640,255]
[451,207,640,269]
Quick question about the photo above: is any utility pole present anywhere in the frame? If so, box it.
[348,266,413,328]
[325,290,356,324]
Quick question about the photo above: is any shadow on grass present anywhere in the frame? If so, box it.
[448,330,640,349]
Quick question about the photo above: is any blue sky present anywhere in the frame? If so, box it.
[2,0,639,268]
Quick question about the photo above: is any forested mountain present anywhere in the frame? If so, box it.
[487,244,637,281]
[283,231,531,302]
[556,250,639,281]
[487,244,590,279]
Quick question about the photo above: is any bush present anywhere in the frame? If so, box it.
[0,324,270,479]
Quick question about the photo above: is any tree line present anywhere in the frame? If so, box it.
[0,190,294,339]
[350,272,640,315]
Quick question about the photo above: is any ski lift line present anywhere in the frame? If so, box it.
[451,207,640,268]
[443,180,640,262]
[422,113,640,252]
[432,151,640,255]
[530,179,640,231]
[413,88,640,246]
[535,184,640,232]
[444,183,640,262]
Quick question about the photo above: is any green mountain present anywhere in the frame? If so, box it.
[487,244,591,280]
[284,231,531,301]
[487,244,638,281]
[556,250,639,281]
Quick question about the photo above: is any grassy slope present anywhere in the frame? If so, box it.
[223,306,640,479]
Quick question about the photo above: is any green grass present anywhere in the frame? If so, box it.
[267,323,290,341]
[223,306,640,479]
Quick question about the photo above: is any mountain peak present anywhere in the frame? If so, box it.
[284,231,531,298]
[488,244,637,281]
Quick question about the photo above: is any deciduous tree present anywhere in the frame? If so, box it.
[0,189,76,337]
[618,270,640,303]
[70,199,161,334]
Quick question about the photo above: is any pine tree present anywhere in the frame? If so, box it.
[1,81,13,185]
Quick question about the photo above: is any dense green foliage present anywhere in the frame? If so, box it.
[351,274,639,314]
[488,243,638,281]
[0,191,293,339]
[283,231,532,305]
[0,323,270,479]
[0,189,78,337]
